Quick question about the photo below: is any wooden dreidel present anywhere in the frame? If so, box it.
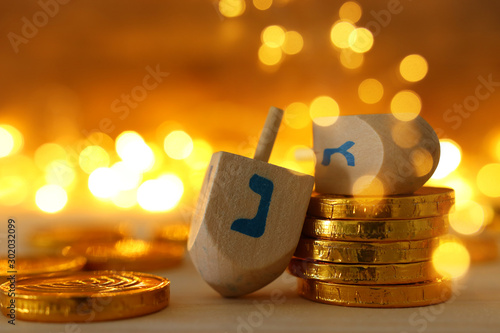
[188,107,314,297]
[313,114,440,195]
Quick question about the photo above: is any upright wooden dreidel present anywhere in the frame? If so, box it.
[313,114,440,195]
[188,107,314,297]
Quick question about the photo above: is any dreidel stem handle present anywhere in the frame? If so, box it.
[254,106,284,162]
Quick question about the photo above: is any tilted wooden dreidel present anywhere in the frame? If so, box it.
[313,114,440,195]
[188,107,314,297]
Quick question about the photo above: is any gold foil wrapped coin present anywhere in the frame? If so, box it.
[63,239,185,271]
[0,256,86,283]
[288,258,441,285]
[302,215,448,242]
[154,223,190,243]
[294,237,439,264]
[298,278,452,308]
[0,271,169,322]
[31,224,128,249]
[308,186,454,220]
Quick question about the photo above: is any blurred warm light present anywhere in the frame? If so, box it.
[110,161,142,191]
[156,121,185,145]
[0,127,14,158]
[280,161,304,174]
[185,139,213,170]
[330,21,356,49]
[339,1,362,23]
[0,175,28,206]
[164,130,193,160]
[284,102,311,129]
[261,25,286,48]
[495,139,500,161]
[340,49,364,69]
[358,78,383,104]
[293,146,315,162]
[147,142,166,173]
[391,121,421,148]
[439,176,472,203]
[477,163,500,197]
[137,175,184,212]
[0,3,495,219]
[399,54,428,82]
[390,90,422,121]
[309,96,340,126]
[286,145,315,175]
[115,239,151,257]
[111,189,137,209]
[116,131,155,172]
[348,28,374,53]
[253,0,272,10]
[450,200,485,235]
[0,154,37,181]
[79,145,110,174]
[282,31,304,55]
[45,160,76,188]
[219,0,246,18]
[87,132,115,152]
[34,143,68,170]
[482,204,495,227]
[432,240,470,279]
[432,139,462,179]
[36,184,68,213]
[188,170,208,193]
[88,167,120,199]
[0,125,23,157]
[157,223,191,242]
[352,175,385,196]
[410,148,434,177]
[258,44,283,66]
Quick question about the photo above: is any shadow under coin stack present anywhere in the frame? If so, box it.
[289,187,456,308]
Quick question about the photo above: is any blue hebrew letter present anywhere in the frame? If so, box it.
[231,174,274,238]
[322,141,356,167]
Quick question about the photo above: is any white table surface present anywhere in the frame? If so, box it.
[2,253,499,333]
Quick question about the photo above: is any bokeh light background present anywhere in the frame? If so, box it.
[1,1,500,266]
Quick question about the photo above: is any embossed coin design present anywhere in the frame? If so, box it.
[0,271,170,322]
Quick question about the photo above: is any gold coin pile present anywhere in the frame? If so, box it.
[0,256,87,283]
[154,223,190,244]
[62,238,185,271]
[289,186,455,308]
[30,224,186,271]
[30,224,128,250]
[0,225,179,323]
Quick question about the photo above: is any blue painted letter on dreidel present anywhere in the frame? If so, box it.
[322,141,356,167]
[231,174,274,238]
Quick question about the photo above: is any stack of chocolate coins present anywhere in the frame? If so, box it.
[289,186,455,308]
